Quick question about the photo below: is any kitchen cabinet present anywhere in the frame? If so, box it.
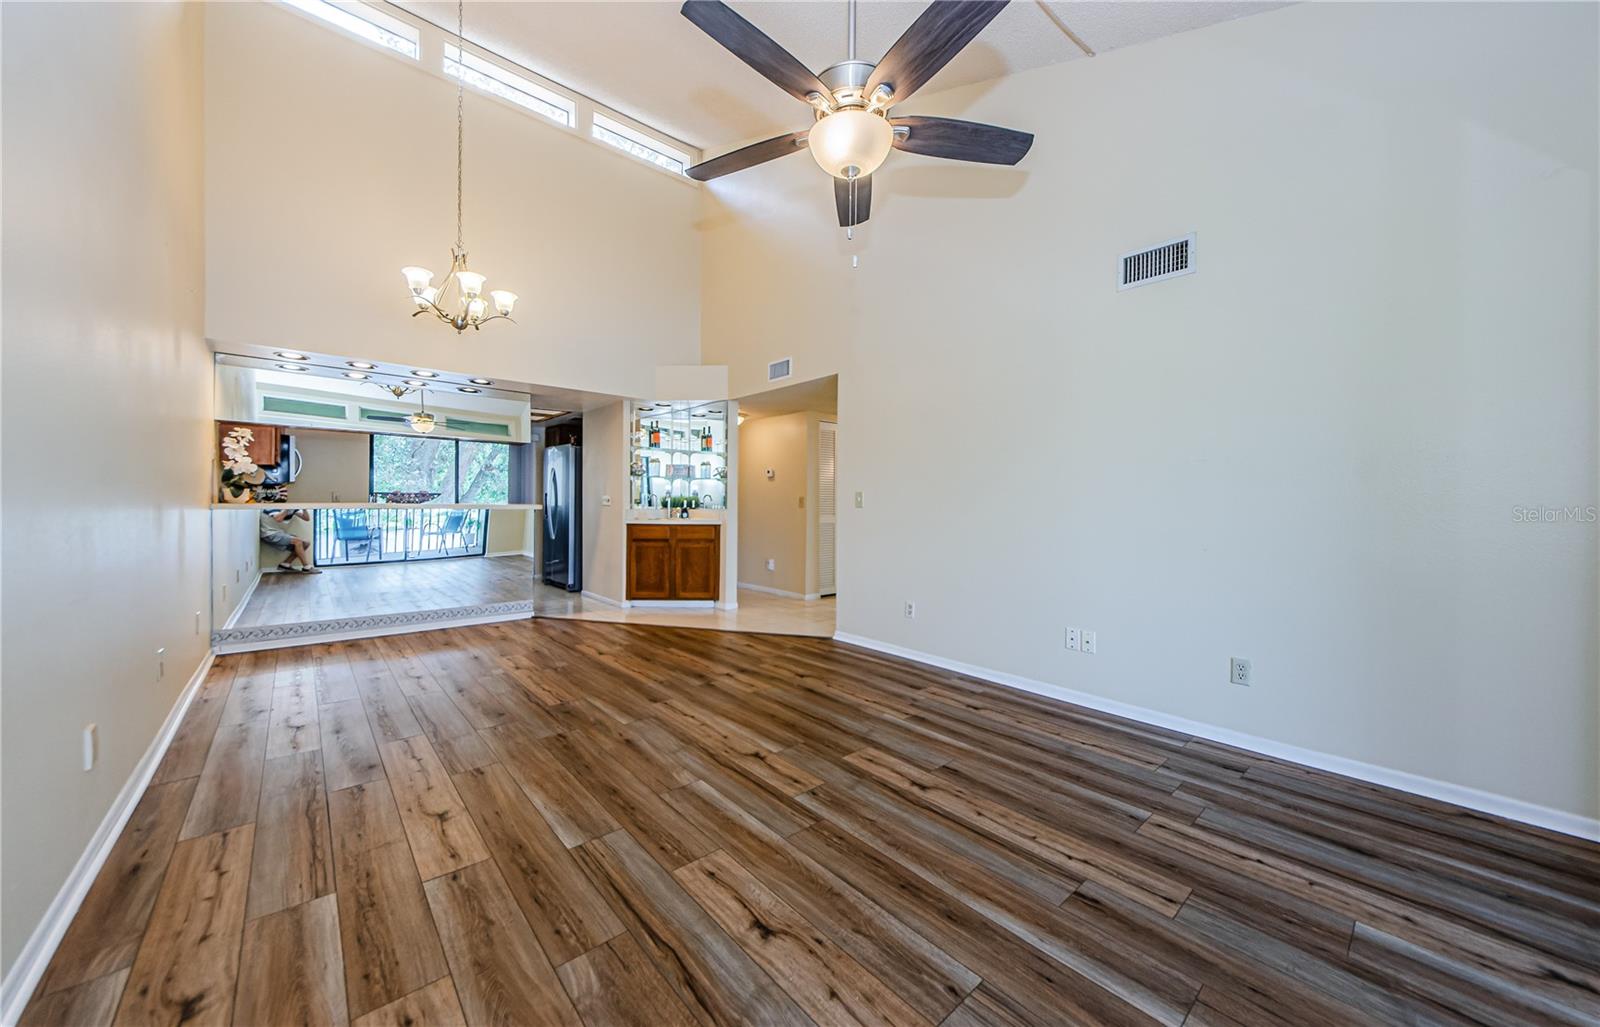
[218,421,281,466]
[627,523,719,601]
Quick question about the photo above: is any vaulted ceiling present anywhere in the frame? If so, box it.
[390,2,1286,150]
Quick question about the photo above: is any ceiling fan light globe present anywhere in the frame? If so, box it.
[408,412,437,434]
[808,110,892,180]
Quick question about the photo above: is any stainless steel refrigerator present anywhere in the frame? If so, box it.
[542,444,581,591]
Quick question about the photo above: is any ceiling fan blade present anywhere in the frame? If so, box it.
[681,1,832,103]
[867,1,1008,105]
[833,175,872,227]
[891,116,1033,164]
[686,131,807,181]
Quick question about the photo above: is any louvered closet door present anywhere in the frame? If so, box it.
[817,421,837,596]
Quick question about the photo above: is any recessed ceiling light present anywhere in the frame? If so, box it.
[411,370,438,378]
[346,361,376,370]
[402,379,428,387]
[468,378,493,386]
[457,386,481,393]
[343,371,370,380]
[277,363,308,372]
[275,351,307,361]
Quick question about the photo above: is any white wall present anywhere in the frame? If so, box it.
[701,3,1599,821]
[1,0,211,974]
[204,0,702,397]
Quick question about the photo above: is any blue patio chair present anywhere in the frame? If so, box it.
[423,510,473,556]
[332,509,381,562]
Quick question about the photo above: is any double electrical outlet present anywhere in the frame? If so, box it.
[1064,627,1097,654]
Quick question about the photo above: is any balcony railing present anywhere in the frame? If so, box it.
[314,507,488,566]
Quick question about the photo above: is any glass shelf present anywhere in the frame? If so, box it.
[628,399,728,510]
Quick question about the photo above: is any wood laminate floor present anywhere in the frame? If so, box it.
[533,584,836,637]
[234,556,534,627]
[21,621,1600,1026]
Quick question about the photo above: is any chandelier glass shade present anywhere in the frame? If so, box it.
[402,0,516,334]
[808,108,892,179]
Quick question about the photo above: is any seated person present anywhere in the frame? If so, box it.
[260,509,319,573]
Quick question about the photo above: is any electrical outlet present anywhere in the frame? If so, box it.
[82,724,97,772]
[1230,657,1252,686]
[1080,630,1097,655]
[904,601,916,619]
[1065,627,1080,651]
[854,491,864,509]
[602,495,612,507]
[156,647,166,681]
[766,558,776,571]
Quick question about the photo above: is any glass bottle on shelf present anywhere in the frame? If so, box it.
[649,421,661,447]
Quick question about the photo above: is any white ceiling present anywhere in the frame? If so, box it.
[389,2,1287,151]
[737,374,838,419]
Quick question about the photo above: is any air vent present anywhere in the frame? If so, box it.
[768,357,792,382]
[1119,233,1195,290]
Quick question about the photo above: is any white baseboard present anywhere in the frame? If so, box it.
[738,582,822,601]
[579,590,623,608]
[0,649,217,1025]
[832,632,1600,842]
[486,549,534,559]
[221,568,263,630]
[629,599,715,610]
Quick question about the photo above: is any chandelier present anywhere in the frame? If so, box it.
[401,0,516,333]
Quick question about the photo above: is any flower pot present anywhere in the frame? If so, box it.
[222,487,253,504]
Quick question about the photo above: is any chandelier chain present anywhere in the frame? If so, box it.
[455,0,464,254]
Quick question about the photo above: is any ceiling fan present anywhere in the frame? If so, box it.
[680,0,1033,230]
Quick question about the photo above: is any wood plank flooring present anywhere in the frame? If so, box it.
[21,620,1600,1026]
[235,556,534,627]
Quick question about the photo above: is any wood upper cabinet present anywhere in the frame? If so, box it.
[627,523,719,601]
[217,421,281,467]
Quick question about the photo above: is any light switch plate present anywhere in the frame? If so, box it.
[854,491,864,509]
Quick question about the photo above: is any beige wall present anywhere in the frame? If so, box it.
[738,411,819,597]
[204,0,702,398]
[287,429,371,503]
[1,0,210,974]
[212,508,263,628]
[702,3,1599,821]
[487,510,532,556]
[581,404,627,602]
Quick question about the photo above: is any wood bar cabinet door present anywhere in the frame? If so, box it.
[671,525,720,601]
[627,525,674,600]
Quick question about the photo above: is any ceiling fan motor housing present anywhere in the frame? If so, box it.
[819,60,875,107]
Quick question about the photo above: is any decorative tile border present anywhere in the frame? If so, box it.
[212,601,534,652]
